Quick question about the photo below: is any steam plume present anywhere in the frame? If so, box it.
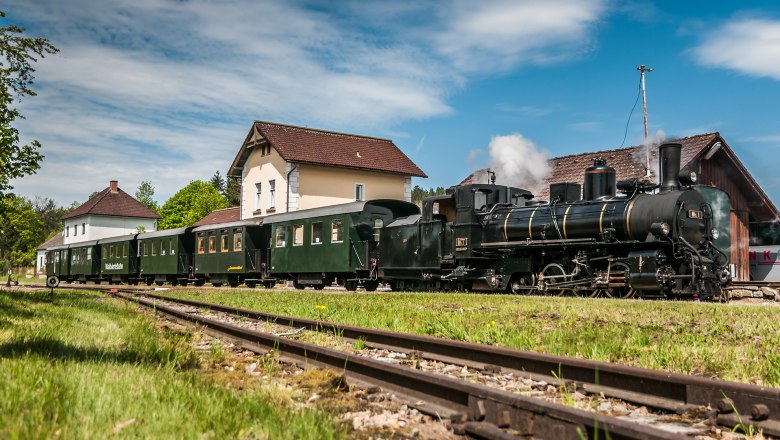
[631,129,666,182]
[488,133,551,190]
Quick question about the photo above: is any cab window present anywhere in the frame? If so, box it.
[234,231,243,251]
[331,219,343,243]
[293,224,303,246]
[221,231,229,252]
[275,227,286,247]
[311,222,322,244]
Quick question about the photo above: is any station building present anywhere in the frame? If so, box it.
[227,121,427,220]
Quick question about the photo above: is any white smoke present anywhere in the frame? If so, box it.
[631,129,666,183]
[488,133,551,190]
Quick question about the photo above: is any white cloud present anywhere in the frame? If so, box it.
[435,0,606,71]
[691,17,780,80]
[5,0,608,205]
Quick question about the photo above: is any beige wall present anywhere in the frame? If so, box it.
[241,141,411,219]
[297,165,406,210]
[241,144,287,219]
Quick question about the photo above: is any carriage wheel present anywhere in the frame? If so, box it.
[363,281,378,292]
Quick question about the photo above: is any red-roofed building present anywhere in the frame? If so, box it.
[460,133,778,281]
[193,207,241,227]
[61,180,161,245]
[228,121,426,220]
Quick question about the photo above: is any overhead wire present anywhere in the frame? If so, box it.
[619,75,643,148]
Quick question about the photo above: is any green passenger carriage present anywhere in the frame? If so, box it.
[264,200,419,291]
[99,235,138,284]
[192,220,273,288]
[138,227,195,286]
[66,240,101,284]
[45,245,70,287]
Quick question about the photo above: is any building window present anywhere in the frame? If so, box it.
[73,226,77,236]
[268,180,276,209]
[293,224,303,246]
[221,232,229,252]
[208,235,216,253]
[275,226,286,247]
[355,183,365,201]
[331,219,343,243]
[311,222,323,244]
[373,218,383,242]
[66,226,70,237]
[197,237,205,254]
[255,183,262,211]
[82,223,86,234]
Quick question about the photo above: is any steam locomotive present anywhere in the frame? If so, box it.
[380,142,731,299]
[46,142,730,299]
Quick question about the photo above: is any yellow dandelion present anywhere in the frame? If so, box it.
[491,320,496,325]
[315,305,327,310]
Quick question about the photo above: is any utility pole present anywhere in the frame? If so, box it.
[637,64,653,177]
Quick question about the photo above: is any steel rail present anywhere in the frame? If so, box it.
[136,291,780,437]
[112,291,679,440]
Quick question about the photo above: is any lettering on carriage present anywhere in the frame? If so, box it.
[227,265,243,271]
[105,263,124,270]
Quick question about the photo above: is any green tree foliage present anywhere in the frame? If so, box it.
[224,175,241,207]
[209,171,226,194]
[0,11,58,199]
[0,195,44,269]
[135,180,159,212]
[158,180,227,229]
[411,185,447,206]
[31,196,68,239]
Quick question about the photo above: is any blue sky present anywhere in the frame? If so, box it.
[5,0,780,206]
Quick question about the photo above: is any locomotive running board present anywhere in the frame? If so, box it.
[479,238,596,247]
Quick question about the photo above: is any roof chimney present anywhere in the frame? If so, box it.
[110,180,118,193]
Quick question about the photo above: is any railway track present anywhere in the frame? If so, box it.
[105,289,778,439]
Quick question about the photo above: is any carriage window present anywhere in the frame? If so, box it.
[373,219,383,242]
[293,224,303,246]
[103,246,108,259]
[151,240,157,256]
[221,233,229,252]
[275,227,286,247]
[197,236,205,254]
[109,245,115,259]
[234,231,243,251]
[331,219,343,243]
[208,235,216,253]
[144,241,150,256]
[170,239,175,255]
[311,222,322,244]
[88,248,92,260]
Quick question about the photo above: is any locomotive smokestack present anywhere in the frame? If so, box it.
[659,143,681,193]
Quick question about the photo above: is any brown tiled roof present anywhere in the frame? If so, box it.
[193,207,241,226]
[229,121,426,178]
[36,233,63,250]
[536,133,719,199]
[62,186,161,220]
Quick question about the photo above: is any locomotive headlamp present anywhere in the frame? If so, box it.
[711,228,720,240]
[650,222,670,236]
[678,170,698,185]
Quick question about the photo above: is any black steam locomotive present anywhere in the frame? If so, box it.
[380,143,731,299]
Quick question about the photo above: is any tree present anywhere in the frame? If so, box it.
[31,196,68,238]
[0,11,58,199]
[411,185,447,206]
[209,171,226,195]
[135,180,159,212]
[157,180,227,229]
[224,175,241,207]
[0,195,44,271]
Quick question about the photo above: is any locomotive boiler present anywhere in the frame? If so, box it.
[380,143,731,299]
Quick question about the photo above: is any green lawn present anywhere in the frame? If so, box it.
[163,288,780,387]
[0,289,345,439]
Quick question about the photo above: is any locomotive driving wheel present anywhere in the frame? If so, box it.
[540,263,573,296]
[608,262,635,299]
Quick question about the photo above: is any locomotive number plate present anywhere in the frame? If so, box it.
[688,210,703,219]
[456,237,468,247]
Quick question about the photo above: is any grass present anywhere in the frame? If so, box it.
[162,288,780,388]
[0,289,346,440]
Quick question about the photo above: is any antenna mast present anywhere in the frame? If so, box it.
[637,64,653,177]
